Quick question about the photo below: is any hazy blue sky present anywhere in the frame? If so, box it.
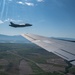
[0,0,75,38]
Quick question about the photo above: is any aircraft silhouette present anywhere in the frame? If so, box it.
[9,22,32,28]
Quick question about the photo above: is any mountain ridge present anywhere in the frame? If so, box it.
[0,34,31,43]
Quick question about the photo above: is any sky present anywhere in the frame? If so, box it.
[0,0,75,38]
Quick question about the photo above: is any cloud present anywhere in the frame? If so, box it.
[0,18,22,25]
[0,20,4,24]
[0,18,12,24]
[17,1,34,6]
[17,1,24,5]
[37,0,44,2]
[17,0,45,6]
[4,18,22,22]
[4,18,13,22]
[25,2,34,6]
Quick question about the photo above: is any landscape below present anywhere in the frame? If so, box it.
[0,34,75,75]
[0,43,75,75]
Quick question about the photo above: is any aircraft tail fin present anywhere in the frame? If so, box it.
[10,22,14,25]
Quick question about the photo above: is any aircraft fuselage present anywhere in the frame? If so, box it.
[9,22,32,28]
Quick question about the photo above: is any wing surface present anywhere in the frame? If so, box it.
[22,34,75,65]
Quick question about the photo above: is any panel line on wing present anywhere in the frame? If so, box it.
[25,34,37,40]
[54,51,69,59]
[60,49,75,56]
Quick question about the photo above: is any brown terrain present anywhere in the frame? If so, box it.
[19,60,33,75]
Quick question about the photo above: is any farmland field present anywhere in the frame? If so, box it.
[0,43,75,75]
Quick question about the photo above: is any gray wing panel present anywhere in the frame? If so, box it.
[22,34,75,65]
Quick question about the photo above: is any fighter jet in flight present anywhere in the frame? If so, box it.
[9,22,32,28]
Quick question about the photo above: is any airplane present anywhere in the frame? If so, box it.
[9,22,32,28]
[22,33,75,66]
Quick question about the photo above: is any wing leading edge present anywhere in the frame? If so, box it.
[22,34,75,65]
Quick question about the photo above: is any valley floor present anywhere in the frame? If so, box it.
[0,43,75,75]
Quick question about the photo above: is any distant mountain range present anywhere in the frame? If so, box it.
[0,34,31,43]
[52,37,75,42]
[0,34,75,43]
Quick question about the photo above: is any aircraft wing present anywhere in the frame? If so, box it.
[22,34,75,65]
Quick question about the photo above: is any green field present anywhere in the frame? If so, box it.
[0,43,75,75]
